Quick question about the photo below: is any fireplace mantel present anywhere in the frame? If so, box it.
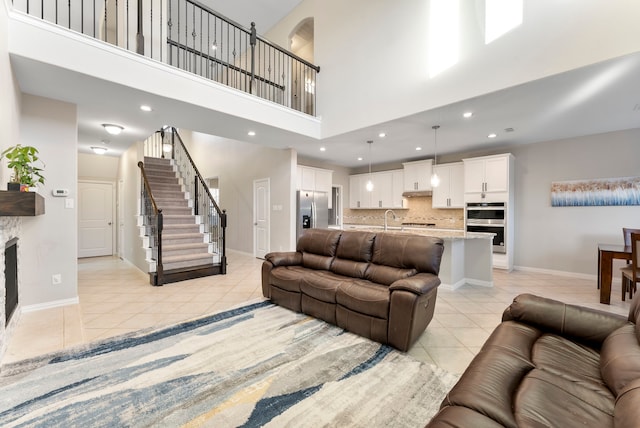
[0,191,45,216]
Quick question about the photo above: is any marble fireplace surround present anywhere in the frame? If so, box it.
[0,216,22,363]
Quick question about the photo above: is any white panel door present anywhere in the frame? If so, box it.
[254,178,270,258]
[79,181,114,258]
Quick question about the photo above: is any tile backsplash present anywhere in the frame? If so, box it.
[343,196,464,229]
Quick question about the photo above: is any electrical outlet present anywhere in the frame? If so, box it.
[52,274,62,285]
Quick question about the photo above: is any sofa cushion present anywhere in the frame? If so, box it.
[301,252,334,271]
[335,230,376,261]
[297,228,341,256]
[336,279,390,319]
[301,271,352,303]
[372,233,443,275]
[364,264,417,286]
[601,324,640,396]
[270,265,309,292]
[513,368,614,427]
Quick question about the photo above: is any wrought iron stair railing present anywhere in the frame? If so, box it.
[161,126,227,274]
[137,161,164,283]
[11,0,320,115]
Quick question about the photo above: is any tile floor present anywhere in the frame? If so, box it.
[2,250,631,375]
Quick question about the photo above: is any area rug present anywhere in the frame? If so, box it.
[0,301,459,427]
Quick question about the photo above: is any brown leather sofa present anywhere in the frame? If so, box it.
[261,228,444,351]
[427,293,640,428]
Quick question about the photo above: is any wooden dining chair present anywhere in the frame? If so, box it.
[621,232,640,301]
[620,228,640,298]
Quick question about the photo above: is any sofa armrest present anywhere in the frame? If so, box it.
[265,251,302,267]
[389,273,441,295]
[502,293,628,347]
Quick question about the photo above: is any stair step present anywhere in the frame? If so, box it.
[147,179,180,188]
[155,198,188,207]
[163,242,210,256]
[163,224,201,234]
[163,215,196,225]
[144,157,172,166]
[162,233,205,245]
[159,207,192,215]
[162,253,214,270]
[153,190,185,199]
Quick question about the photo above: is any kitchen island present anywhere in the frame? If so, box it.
[342,225,494,289]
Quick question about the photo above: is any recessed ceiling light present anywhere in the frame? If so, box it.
[488,133,497,138]
[102,123,124,135]
[91,146,108,155]
[320,147,326,152]
[140,105,152,112]
[463,112,473,118]
[247,131,256,136]
[357,157,363,161]
[378,132,386,138]
[415,147,422,151]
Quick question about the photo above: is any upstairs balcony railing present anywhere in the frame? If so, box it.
[11,0,320,115]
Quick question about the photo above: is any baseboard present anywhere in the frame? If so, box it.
[513,265,596,281]
[440,278,493,290]
[22,297,80,313]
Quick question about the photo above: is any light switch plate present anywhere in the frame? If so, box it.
[65,198,74,209]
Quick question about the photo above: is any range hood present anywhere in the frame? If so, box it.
[402,190,433,197]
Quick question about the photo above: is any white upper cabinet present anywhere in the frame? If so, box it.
[402,159,433,192]
[432,162,464,208]
[297,165,333,207]
[349,170,404,209]
[463,154,514,201]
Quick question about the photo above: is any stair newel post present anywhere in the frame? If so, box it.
[156,209,164,286]
[171,127,176,160]
[220,209,227,274]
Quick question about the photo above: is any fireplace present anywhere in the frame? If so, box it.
[5,237,18,324]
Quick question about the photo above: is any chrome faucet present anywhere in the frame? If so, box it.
[384,209,397,231]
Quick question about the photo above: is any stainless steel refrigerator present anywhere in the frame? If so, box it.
[296,190,329,239]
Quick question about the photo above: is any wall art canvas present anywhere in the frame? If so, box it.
[551,176,640,207]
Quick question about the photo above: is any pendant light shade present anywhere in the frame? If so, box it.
[366,140,374,192]
[430,125,440,188]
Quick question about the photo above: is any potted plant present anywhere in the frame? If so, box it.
[1,144,46,192]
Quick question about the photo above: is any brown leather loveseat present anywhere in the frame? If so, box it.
[261,228,444,351]
[427,293,640,427]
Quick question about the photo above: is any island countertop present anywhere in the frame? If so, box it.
[341,224,494,240]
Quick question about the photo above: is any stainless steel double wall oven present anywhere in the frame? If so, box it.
[465,202,506,253]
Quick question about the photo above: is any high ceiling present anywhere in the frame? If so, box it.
[13,2,640,169]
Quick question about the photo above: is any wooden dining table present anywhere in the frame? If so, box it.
[598,243,632,304]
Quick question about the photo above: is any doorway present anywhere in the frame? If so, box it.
[289,18,315,114]
[253,178,270,258]
[329,185,343,228]
[78,181,115,258]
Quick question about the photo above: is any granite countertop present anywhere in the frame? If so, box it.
[341,224,494,240]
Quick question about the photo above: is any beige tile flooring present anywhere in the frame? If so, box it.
[3,250,631,375]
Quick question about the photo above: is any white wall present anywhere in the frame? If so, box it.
[78,153,120,180]
[181,130,296,254]
[509,128,640,275]
[267,0,640,138]
[117,141,147,273]
[19,94,78,306]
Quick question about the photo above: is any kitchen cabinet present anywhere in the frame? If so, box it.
[402,159,433,192]
[297,165,333,208]
[463,154,513,201]
[432,162,464,208]
[349,170,404,209]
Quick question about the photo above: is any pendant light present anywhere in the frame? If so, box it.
[366,140,374,192]
[430,125,441,187]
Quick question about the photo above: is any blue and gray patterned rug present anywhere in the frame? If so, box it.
[0,301,458,427]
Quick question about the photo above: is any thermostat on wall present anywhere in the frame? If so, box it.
[52,189,69,197]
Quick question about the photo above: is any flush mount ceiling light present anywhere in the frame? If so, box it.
[247,131,256,136]
[463,111,473,118]
[140,105,152,112]
[366,140,374,192]
[416,147,422,151]
[430,125,441,188]
[320,147,326,152]
[91,146,108,155]
[102,123,124,135]
[357,157,363,161]
[488,133,497,138]
[378,132,386,138]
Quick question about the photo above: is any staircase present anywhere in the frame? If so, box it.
[139,156,224,285]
